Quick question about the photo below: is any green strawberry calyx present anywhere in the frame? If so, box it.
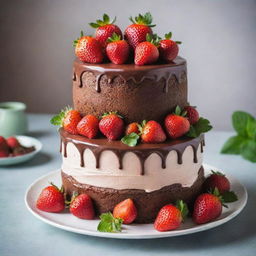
[211,170,226,176]
[50,106,72,127]
[121,120,146,147]
[146,33,160,46]
[176,200,189,221]
[129,12,156,27]
[101,111,123,119]
[173,105,187,117]
[90,14,117,28]
[73,30,85,47]
[49,182,64,194]
[164,32,182,45]
[97,212,123,233]
[107,32,122,43]
[211,187,228,208]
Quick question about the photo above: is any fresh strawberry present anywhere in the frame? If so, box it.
[184,106,199,125]
[73,31,103,64]
[125,122,140,135]
[165,106,190,139]
[204,171,231,193]
[193,189,224,224]
[159,32,181,62]
[99,112,124,140]
[6,136,20,149]
[106,33,129,64]
[51,107,82,135]
[154,200,189,232]
[77,114,99,139]
[113,198,137,224]
[125,12,155,50]
[70,193,95,220]
[0,136,9,157]
[90,14,122,48]
[36,184,65,213]
[141,120,166,143]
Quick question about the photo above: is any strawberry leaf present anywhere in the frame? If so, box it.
[221,191,238,203]
[121,133,140,147]
[97,212,123,233]
[89,14,116,28]
[50,106,71,126]
[130,12,156,27]
[176,200,189,220]
[174,105,182,116]
[164,32,172,40]
[186,117,212,138]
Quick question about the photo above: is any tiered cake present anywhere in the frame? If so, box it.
[60,57,205,223]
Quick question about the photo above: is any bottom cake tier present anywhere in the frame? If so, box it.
[59,128,205,223]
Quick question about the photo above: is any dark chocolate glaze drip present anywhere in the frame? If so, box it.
[59,129,204,175]
[73,57,187,94]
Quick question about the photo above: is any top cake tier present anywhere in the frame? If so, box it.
[73,56,187,123]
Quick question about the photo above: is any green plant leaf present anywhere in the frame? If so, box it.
[186,117,212,138]
[241,140,256,162]
[221,135,245,154]
[121,133,140,147]
[247,118,256,140]
[232,111,254,137]
[176,200,189,220]
[222,191,238,203]
[97,212,123,233]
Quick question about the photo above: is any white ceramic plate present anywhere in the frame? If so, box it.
[25,164,247,239]
[0,136,42,166]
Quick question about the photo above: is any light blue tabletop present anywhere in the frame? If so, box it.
[0,114,255,256]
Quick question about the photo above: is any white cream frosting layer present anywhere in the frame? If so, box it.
[61,142,203,192]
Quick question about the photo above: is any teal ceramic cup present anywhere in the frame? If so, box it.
[0,102,28,137]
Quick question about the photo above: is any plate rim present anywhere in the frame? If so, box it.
[24,163,248,239]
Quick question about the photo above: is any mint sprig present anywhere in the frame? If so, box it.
[221,111,256,163]
[97,212,123,233]
[121,132,140,147]
[186,117,212,138]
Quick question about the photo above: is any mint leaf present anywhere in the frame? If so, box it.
[97,212,123,233]
[232,111,254,137]
[247,118,256,141]
[222,191,238,203]
[121,133,140,147]
[241,140,256,162]
[221,135,245,154]
[186,117,212,138]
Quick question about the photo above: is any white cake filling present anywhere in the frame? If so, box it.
[61,142,203,192]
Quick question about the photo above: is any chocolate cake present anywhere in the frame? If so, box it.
[60,57,206,223]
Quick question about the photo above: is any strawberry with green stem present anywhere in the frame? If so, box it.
[159,32,181,62]
[134,33,160,65]
[51,107,82,135]
[90,14,122,48]
[125,12,155,50]
[106,33,130,64]
[73,31,103,64]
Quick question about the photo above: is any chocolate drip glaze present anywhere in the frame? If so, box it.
[59,129,204,175]
[74,57,187,94]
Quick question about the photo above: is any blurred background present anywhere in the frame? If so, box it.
[0,0,256,130]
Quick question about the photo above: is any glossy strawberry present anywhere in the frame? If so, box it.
[70,194,95,220]
[51,107,82,135]
[124,12,155,49]
[90,14,122,48]
[125,122,140,135]
[113,198,137,224]
[77,114,99,139]
[106,33,129,64]
[0,136,9,157]
[99,112,124,140]
[73,31,103,64]
[165,106,190,139]
[6,137,20,149]
[141,120,166,143]
[134,34,159,65]
[184,106,199,125]
[204,171,231,193]
[36,184,65,213]
[154,200,188,232]
[193,190,223,224]
[159,32,181,62]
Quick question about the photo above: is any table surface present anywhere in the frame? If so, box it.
[1,114,255,256]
